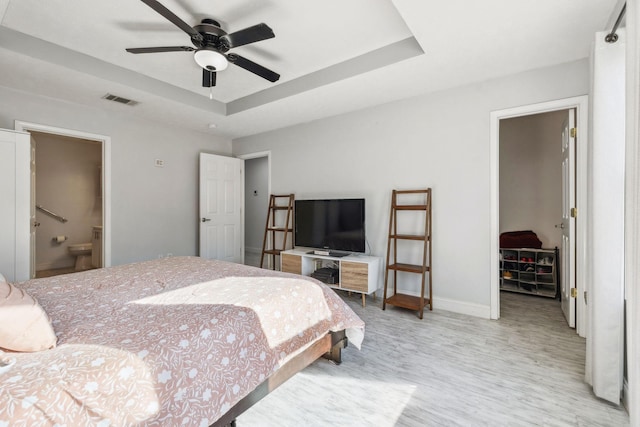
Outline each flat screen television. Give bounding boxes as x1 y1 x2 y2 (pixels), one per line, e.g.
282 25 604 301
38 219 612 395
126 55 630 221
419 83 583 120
294 198 365 254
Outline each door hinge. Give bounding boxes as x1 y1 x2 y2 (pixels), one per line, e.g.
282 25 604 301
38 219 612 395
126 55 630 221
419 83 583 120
570 207 578 218
570 127 577 138
571 288 577 298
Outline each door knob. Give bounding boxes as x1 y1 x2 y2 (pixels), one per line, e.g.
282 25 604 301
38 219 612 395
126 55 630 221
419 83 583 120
555 223 565 229
201 218 211 222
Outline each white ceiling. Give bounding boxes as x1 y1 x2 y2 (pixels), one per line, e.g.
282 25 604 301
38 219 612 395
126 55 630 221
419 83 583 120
0 0 621 139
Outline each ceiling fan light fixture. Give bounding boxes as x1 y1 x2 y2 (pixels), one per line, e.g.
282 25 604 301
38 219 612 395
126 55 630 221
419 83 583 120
194 49 228 71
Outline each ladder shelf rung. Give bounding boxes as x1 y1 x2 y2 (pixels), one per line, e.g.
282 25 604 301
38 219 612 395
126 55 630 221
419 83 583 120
263 249 282 255
394 189 431 195
394 204 428 211
390 234 428 241
387 263 429 274
267 227 293 232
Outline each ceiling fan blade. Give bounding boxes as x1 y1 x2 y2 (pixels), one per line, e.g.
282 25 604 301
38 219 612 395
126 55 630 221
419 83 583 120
126 46 195 54
227 54 279 82
139 0 202 41
202 69 216 87
220 23 274 49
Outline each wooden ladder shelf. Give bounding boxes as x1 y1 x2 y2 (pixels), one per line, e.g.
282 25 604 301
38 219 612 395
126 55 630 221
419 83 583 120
260 194 295 270
382 188 432 319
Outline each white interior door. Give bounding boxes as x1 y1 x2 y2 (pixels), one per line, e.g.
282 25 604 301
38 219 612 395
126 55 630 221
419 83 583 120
199 153 244 263
561 109 576 328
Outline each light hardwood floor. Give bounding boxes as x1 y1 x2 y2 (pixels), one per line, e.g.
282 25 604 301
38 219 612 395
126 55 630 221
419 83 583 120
238 291 629 426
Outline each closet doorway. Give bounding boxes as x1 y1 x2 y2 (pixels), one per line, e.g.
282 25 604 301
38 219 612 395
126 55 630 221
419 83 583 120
489 96 588 337
499 110 570 319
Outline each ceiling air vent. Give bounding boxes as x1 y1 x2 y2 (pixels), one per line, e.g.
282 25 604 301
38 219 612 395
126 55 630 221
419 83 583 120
102 93 139 106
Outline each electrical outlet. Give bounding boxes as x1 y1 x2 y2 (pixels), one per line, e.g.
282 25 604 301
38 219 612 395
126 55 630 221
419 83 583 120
155 159 164 167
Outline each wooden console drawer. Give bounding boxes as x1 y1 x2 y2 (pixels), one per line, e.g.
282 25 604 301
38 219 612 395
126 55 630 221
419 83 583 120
340 261 368 292
281 253 302 274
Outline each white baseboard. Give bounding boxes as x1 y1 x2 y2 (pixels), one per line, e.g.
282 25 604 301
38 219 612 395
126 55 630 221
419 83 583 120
382 288 491 319
622 377 629 413
434 297 491 319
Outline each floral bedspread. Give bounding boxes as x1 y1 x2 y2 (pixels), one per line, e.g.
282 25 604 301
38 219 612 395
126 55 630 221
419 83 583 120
0 257 364 426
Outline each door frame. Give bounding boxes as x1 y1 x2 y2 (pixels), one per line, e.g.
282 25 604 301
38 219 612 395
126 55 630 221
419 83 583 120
14 121 112 269
489 95 588 337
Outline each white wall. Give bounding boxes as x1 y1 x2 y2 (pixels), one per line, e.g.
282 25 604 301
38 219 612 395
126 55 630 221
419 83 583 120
34 133 102 270
499 111 565 248
0 85 232 266
244 156 269 253
233 59 590 317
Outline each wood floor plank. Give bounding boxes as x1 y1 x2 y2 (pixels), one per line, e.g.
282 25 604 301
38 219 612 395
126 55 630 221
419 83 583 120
238 292 629 426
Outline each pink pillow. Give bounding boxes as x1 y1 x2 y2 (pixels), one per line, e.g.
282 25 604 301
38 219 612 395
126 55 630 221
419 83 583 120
0 279 57 352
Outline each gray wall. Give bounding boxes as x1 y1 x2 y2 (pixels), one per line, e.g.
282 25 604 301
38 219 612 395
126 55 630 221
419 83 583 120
499 110 565 249
233 59 590 316
0 85 232 266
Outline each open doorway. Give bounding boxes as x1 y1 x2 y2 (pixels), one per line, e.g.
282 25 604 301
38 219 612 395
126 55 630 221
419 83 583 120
31 132 103 277
490 96 588 337
498 110 569 322
239 151 270 268
15 120 111 277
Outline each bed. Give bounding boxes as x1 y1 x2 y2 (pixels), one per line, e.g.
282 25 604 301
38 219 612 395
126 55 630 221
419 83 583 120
0 256 365 426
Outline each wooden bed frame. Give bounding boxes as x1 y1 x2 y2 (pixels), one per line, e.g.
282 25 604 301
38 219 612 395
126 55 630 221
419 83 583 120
212 330 348 427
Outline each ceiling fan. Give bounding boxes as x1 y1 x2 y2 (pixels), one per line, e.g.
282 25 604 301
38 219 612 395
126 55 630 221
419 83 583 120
126 0 280 89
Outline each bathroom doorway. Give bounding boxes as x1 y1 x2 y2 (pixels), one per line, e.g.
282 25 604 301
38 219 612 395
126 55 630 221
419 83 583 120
31 132 104 277
14 120 111 279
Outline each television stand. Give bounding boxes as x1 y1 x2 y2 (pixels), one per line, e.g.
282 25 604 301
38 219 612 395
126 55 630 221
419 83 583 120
281 249 381 307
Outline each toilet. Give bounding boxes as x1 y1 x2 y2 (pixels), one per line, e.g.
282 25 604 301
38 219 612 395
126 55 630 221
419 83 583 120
68 243 93 271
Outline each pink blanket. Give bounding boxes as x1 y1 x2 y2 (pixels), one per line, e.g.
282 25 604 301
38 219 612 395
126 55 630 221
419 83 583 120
0 257 364 426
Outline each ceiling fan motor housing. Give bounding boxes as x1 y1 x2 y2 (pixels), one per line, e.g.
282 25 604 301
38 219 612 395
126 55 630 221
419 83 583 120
193 19 229 52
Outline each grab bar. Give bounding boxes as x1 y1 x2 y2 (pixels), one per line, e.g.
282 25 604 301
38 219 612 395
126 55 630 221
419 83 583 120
36 205 68 223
